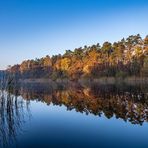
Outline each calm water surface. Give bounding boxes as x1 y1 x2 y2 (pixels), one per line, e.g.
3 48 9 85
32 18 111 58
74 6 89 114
0 83 148 148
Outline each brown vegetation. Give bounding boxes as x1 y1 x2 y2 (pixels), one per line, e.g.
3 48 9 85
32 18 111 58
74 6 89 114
6 34 148 80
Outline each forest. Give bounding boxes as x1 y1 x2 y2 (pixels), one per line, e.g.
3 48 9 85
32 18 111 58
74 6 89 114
4 34 148 81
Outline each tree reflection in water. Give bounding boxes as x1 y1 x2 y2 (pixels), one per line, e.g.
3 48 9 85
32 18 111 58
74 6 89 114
0 89 30 148
11 82 148 125
0 82 148 147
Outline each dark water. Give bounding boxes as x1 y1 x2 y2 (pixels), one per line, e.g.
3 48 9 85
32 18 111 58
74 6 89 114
0 82 148 148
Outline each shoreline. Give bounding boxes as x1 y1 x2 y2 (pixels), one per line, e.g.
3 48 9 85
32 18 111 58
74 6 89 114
19 77 148 84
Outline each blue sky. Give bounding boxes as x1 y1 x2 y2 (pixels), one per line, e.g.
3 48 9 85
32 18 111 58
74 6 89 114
0 0 148 69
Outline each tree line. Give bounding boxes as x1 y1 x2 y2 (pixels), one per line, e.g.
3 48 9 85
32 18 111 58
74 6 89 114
6 34 148 80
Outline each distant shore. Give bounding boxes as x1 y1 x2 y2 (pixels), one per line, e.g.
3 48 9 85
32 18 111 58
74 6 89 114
19 77 148 84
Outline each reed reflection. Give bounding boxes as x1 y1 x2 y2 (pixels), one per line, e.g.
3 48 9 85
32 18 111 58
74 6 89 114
0 89 30 148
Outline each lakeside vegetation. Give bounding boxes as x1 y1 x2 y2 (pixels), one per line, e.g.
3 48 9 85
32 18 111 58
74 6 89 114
2 34 148 81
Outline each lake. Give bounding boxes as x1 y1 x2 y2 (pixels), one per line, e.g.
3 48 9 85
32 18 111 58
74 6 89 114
0 82 148 148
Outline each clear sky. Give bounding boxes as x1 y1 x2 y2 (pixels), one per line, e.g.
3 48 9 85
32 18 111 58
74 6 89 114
0 0 148 69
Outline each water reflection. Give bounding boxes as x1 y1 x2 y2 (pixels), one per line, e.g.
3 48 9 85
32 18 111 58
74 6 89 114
9 82 148 125
0 90 30 148
0 82 148 147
